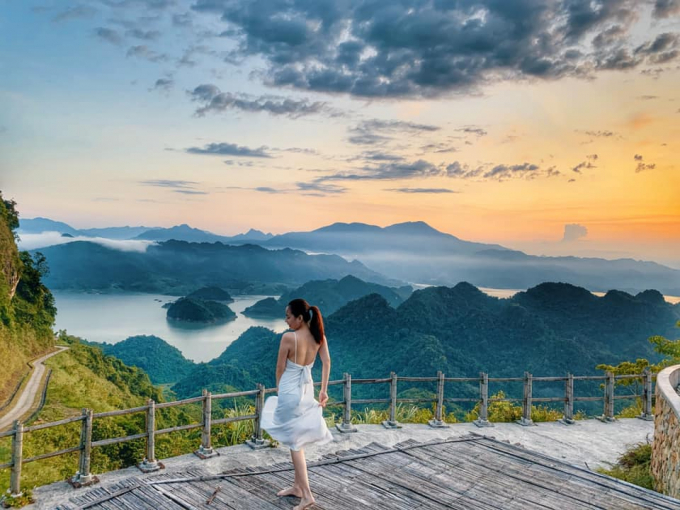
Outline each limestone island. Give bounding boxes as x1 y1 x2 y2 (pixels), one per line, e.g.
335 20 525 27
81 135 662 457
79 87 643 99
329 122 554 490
166 297 237 324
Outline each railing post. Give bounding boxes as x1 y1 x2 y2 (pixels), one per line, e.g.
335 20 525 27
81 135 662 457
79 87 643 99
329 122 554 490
560 373 575 425
474 372 493 428
429 371 449 428
517 371 535 426
336 373 357 433
247 384 271 449
9 420 23 497
196 390 219 457
638 368 654 421
70 409 98 487
382 372 401 429
138 399 163 472
600 371 616 423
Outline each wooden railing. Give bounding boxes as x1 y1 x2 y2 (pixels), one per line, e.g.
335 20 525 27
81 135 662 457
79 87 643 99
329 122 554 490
0 368 655 496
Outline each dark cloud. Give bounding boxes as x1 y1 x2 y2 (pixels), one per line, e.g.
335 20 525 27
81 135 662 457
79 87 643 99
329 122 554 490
638 95 659 100
482 163 542 180
457 127 487 137
586 154 598 160
224 160 255 167
653 0 680 18
140 179 198 188
100 0 176 10
174 189 208 195
562 223 588 242
186 142 272 158
579 129 617 137
172 12 193 27
634 154 656 172
52 5 97 22
191 0 678 98
94 27 123 45
420 143 458 154
152 78 174 91
347 119 439 146
296 182 347 195
360 152 405 162
572 161 596 173
320 160 441 181
386 188 458 194
126 28 161 40
126 45 168 62
188 84 333 118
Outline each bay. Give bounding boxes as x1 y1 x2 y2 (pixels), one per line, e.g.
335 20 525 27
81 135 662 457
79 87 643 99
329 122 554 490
53 292 286 363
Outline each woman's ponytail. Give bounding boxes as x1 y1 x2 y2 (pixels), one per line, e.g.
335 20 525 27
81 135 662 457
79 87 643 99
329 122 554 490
308 305 325 345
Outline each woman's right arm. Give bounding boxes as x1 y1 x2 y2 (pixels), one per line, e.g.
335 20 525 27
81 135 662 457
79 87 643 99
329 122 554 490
275 333 291 392
318 336 330 407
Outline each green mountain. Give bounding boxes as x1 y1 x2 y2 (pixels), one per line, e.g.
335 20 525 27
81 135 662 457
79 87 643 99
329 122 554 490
166 297 236 323
88 335 196 384
172 282 680 400
186 286 234 302
242 275 411 318
35 240 398 294
0 194 56 402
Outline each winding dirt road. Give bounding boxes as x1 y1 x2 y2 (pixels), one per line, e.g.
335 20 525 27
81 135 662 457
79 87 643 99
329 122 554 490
0 346 68 431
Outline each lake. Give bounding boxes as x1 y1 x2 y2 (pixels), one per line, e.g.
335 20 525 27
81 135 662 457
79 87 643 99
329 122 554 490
53 292 286 363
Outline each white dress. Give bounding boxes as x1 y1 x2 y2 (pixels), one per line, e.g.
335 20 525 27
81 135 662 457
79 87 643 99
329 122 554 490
260 331 334 451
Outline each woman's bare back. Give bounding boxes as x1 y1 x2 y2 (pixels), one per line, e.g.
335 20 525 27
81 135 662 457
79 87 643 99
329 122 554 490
289 330 320 365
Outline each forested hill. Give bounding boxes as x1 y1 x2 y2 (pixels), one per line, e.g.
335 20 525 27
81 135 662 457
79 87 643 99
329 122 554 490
242 275 411 317
173 282 680 398
0 192 56 401
35 240 398 293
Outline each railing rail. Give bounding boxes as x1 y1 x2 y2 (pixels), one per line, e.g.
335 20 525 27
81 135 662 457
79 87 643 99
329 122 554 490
0 368 656 496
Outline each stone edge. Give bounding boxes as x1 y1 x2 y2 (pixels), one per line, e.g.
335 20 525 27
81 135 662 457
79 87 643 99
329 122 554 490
656 364 680 420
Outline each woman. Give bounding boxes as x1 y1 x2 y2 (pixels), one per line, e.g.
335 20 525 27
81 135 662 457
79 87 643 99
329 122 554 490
260 298 334 510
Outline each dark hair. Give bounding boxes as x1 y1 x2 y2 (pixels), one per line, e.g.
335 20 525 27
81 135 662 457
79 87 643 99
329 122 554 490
288 298 325 345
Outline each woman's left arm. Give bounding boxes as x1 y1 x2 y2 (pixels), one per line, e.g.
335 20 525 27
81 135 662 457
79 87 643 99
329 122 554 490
275 333 291 392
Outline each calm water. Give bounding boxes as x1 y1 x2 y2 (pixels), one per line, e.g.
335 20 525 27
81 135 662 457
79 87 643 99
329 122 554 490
53 292 286 363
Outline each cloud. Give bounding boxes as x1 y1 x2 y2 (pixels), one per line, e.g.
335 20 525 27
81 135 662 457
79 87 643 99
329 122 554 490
444 161 558 180
562 224 588 242
140 179 198 189
579 130 617 137
296 182 347 195
16 232 154 253
173 189 208 195
186 142 272 158
52 5 97 22
172 12 192 27
572 161 596 173
637 95 659 100
126 28 161 40
347 119 439 146
320 160 441 181
188 84 333 118
457 127 487 137
152 78 174 91
191 0 679 98
126 45 168 63
94 27 123 45
633 154 656 173
586 154 598 160
420 143 458 154
482 163 542 180
224 160 255 167
386 188 458 194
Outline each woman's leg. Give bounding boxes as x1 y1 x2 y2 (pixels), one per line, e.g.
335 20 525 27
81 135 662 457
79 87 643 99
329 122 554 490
276 450 302 496
291 449 315 509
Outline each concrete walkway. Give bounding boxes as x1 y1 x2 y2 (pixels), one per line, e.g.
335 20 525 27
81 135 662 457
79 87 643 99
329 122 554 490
0 346 68 432
30 417 654 509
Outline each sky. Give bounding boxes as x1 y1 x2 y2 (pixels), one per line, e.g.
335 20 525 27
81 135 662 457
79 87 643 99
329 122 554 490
1 0 679 267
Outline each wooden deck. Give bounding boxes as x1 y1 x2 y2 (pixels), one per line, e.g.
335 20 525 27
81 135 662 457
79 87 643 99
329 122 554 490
54 435 680 510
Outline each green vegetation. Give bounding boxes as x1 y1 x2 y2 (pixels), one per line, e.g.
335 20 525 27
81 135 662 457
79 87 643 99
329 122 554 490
89 335 196 385
242 275 410 318
598 443 654 490
0 192 56 403
166 297 236 323
186 286 234 302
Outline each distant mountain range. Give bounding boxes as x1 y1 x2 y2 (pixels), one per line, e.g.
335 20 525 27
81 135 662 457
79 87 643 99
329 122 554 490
20 217 680 295
18 218 272 243
34 240 397 293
